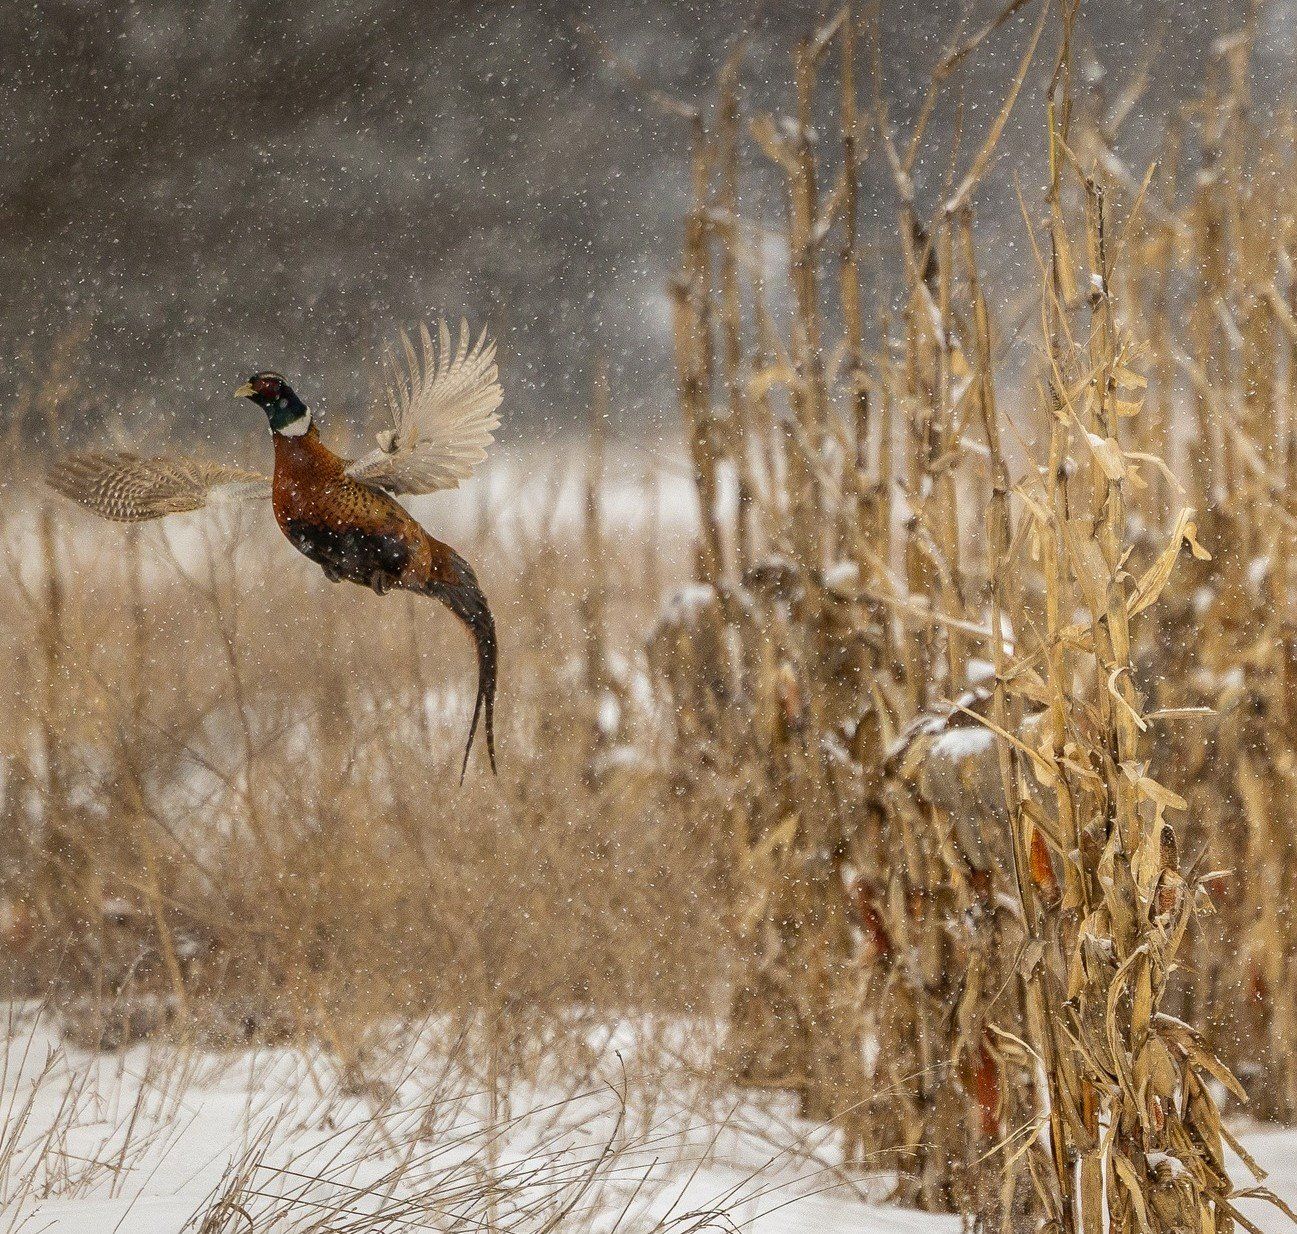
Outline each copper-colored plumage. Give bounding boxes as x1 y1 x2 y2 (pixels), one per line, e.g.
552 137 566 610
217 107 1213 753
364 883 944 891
272 428 420 559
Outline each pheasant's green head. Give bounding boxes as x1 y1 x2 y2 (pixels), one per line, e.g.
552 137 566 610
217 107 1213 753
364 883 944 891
235 372 311 436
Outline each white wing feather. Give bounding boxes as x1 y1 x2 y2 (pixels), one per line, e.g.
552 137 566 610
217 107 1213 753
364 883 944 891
346 318 502 496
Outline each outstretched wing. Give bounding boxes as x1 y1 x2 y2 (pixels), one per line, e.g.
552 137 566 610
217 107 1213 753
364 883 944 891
345 318 502 497
47 452 270 523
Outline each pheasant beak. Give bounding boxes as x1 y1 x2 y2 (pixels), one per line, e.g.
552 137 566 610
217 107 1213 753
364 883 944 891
233 381 257 400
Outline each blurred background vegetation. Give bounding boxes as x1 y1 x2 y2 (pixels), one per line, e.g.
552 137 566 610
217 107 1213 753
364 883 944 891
4 0 1290 447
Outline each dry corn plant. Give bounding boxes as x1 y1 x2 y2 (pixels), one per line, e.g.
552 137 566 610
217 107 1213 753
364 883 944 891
647 3 1053 1209
649 0 1297 1225
1097 21 1297 1126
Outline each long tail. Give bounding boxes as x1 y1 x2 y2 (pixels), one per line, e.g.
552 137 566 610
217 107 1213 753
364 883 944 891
420 547 497 781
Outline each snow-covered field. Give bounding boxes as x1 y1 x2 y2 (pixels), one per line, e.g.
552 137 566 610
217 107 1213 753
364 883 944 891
4 1007 1293 1234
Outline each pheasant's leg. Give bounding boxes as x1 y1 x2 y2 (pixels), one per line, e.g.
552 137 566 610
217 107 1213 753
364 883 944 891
370 572 392 596
322 565 342 583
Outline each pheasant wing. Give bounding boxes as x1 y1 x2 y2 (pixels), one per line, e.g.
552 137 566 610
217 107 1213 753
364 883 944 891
47 452 270 523
345 318 502 497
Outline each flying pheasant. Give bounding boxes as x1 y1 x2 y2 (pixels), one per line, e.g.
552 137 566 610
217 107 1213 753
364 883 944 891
48 319 502 778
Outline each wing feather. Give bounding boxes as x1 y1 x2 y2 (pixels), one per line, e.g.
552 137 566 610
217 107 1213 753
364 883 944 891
47 452 270 523
346 317 503 496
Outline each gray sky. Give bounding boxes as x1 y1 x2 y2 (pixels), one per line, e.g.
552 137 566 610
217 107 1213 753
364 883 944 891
3 0 1289 457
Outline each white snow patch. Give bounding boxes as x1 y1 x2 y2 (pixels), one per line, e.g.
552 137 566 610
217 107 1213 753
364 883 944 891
928 725 997 762
0 1007 986 1234
662 582 719 626
597 690 622 736
823 560 861 594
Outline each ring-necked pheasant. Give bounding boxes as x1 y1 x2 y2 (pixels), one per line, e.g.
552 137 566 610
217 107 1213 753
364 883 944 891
48 319 502 779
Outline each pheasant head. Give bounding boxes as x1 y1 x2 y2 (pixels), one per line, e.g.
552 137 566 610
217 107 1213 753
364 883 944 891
235 371 311 436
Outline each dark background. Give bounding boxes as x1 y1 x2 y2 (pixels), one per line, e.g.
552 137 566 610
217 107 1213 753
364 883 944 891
2 0 1290 454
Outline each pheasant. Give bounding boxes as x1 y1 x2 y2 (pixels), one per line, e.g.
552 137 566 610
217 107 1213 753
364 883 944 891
48 320 502 779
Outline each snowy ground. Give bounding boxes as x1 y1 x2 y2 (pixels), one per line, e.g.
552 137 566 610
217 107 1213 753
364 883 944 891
3 1007 1294 1234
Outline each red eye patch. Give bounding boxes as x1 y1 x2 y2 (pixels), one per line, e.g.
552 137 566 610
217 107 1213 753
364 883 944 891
254 375 283 399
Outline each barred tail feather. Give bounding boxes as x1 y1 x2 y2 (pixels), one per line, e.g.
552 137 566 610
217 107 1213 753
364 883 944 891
422 550 497 780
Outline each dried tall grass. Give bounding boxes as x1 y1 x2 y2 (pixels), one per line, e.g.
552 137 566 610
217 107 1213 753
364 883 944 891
0 460 723 1054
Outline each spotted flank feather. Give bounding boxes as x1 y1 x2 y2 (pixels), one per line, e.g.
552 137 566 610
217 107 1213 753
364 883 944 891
47 452 270 523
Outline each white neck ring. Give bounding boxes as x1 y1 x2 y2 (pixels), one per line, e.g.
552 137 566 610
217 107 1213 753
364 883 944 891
276 410 312 437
